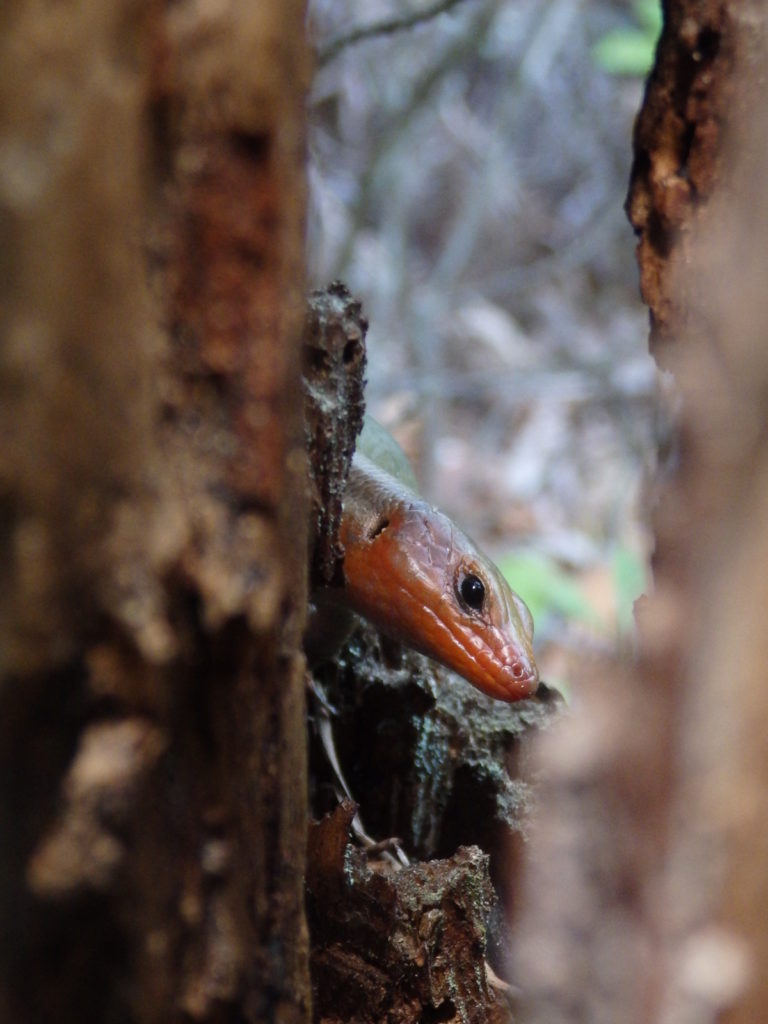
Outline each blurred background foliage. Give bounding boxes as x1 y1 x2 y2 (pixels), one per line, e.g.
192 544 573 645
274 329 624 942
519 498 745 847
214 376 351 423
307 0 661 687
593 0 662 75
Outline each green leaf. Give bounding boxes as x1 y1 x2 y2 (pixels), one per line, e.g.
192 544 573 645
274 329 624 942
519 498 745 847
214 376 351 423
592 29 657 75
497 552 601 630
592 0 662 76
633 0 663 34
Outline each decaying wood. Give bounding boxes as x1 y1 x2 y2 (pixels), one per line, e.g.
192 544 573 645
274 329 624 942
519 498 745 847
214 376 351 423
311 621 557 1005
303 281 368 588
626 0 736 352
311 621 553 864
307 801 511 1024
303 284 560 1022
0 2 310 1022
514 5 768 1024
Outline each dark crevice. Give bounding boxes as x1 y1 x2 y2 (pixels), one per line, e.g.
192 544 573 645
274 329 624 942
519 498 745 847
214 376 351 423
343 339 362 364
420 999 457 1022
678 119 697 179
647 209 673 259
303 345 330 374
696 26 720 63
229 130 271 163
629 147 651 188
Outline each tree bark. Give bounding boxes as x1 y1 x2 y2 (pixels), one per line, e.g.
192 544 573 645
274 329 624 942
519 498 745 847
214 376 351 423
0 2 310 1022
514 4 768 1024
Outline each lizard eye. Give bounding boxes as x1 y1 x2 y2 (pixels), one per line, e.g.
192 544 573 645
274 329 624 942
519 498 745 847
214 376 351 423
457 572 486 612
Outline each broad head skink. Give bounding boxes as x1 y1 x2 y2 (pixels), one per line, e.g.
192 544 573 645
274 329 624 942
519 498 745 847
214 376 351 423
335 421 540 703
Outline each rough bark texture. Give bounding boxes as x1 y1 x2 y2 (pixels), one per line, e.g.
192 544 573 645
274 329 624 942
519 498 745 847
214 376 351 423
307 802 508 1024
311 621 552 869
626 0 736 352
0 2 310 1022
514 5 768 1024
303 284 559 1022
303 282 368 589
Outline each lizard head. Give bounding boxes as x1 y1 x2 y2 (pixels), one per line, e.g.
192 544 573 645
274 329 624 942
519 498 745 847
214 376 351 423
341 489 539 702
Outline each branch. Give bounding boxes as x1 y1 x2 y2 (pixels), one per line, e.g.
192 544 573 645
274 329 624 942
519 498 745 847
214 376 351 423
317 0 470 68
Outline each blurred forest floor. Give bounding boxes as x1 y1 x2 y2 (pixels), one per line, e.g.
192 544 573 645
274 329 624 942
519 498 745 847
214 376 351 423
307 0 660 694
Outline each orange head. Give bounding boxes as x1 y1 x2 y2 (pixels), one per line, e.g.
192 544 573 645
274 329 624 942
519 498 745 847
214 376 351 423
340 488 539 702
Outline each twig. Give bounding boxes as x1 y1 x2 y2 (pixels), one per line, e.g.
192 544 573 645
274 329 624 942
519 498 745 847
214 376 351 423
485 961 522 1003
332 0 501 275
317 0 471 68
314 697 410 866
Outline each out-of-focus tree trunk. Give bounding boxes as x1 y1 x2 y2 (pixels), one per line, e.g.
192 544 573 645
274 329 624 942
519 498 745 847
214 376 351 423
514 4 768 1024
0 2 310 1022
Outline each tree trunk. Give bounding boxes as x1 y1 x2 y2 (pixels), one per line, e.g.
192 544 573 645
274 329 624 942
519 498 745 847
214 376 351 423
0 2 310 1022
514 4 768 1024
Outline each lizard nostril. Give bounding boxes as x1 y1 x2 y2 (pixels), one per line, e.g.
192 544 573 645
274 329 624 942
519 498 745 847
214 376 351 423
511 661 524 678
